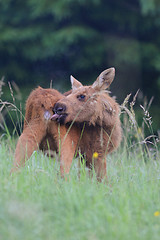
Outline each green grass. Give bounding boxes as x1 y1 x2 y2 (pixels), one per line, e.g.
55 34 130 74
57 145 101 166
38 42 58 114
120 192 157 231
0 83 160 239
0 137 160 240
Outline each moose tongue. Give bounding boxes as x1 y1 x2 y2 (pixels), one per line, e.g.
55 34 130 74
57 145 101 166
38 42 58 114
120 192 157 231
50 113 59 120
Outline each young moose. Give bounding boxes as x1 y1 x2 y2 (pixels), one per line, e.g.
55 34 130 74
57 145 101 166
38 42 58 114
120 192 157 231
52 68 122 180
12 87 78 175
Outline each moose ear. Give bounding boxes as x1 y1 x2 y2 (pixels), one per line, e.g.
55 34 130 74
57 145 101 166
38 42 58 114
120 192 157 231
92 67 115 90
70 75 83 91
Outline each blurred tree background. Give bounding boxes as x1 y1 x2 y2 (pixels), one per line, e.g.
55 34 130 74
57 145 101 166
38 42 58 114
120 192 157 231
0 0 160 133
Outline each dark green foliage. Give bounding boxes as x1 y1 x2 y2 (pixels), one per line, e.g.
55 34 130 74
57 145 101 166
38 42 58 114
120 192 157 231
0 0 160 105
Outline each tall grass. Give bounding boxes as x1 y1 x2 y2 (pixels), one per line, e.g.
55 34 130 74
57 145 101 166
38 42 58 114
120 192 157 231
0 139 160 240
0 81 160 240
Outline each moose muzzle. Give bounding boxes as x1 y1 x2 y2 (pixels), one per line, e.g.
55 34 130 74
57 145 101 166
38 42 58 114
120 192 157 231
51 103 67 124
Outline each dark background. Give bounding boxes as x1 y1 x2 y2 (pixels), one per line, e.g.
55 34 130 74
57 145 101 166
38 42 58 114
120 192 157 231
0 0 160 134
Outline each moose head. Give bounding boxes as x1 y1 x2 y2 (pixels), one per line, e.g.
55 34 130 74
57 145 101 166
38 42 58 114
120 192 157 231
52 68 116 125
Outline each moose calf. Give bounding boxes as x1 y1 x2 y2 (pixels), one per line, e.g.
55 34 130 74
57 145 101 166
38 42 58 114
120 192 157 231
12 87 78 175
52 67 122 180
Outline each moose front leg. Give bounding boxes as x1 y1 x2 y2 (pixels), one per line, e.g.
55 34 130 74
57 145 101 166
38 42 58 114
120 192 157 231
52 125 79 178
11 120 46 173
60 139 77 178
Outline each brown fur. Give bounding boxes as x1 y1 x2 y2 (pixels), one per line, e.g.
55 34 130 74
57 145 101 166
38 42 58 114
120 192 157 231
53 68 122 180
12 87 79 176
12 68 122 181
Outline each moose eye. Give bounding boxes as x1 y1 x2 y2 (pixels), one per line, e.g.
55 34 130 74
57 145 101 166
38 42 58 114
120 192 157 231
77 94 86 101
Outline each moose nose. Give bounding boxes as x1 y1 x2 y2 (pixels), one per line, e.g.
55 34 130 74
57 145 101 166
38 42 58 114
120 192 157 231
54 103 66 114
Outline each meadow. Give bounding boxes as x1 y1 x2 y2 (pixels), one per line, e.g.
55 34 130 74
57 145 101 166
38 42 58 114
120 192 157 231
0 135 160 240
0 84 160 240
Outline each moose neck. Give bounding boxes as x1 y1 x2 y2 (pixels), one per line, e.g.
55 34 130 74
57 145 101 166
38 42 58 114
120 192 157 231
74 121 111 133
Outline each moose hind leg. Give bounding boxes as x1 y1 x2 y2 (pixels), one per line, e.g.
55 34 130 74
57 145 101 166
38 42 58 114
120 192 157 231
94 157 107 181
86 152 107 181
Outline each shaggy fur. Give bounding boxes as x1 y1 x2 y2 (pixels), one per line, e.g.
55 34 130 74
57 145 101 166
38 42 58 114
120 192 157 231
53 68 122 180
12 87 79 176
12 68 121 180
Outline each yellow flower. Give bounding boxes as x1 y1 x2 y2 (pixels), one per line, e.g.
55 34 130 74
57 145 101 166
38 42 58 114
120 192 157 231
93 152 98 159
154 211 160 217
